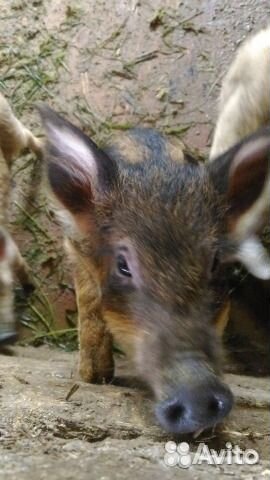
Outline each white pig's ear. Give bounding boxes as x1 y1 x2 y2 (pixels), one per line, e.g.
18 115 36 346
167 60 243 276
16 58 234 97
208 127 270 279
38 105 118 230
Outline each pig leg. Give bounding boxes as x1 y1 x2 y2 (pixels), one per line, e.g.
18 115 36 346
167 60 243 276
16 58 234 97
214 301 231 337
0 93 42 224
10 239 33 293
70 246 114 383
0 150 9 225
0 94 41 288
75 271 115 383
0 95 40 345
0 92 42 164
0 229 16 344
0 228 33 345
0 282 16 344
0 228 33 292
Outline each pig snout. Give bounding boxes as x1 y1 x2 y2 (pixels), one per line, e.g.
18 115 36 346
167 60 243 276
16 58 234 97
155 362 233 434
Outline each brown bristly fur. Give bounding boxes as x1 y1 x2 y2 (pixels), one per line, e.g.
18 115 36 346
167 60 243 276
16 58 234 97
0 93 41 343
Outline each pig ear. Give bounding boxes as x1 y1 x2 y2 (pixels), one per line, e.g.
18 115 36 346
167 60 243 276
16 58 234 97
38 105 117 226
209 127 270 279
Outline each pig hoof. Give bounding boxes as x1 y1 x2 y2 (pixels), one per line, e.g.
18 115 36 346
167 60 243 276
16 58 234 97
79 360 114 384
0 331 18 346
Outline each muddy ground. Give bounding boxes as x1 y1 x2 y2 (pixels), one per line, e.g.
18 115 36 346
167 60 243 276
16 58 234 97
0 0 270 478
0 346 270 479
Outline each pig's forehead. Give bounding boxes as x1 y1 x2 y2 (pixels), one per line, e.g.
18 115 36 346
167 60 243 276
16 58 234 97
117 160 214 202
122 208 218 257
109 173 221 261
113 163 221 230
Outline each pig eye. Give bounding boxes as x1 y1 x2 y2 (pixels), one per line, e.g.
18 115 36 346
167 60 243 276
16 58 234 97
116 254 132 277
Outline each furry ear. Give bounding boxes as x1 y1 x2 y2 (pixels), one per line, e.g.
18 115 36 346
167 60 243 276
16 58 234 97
38 105 117 229
209 128 270 279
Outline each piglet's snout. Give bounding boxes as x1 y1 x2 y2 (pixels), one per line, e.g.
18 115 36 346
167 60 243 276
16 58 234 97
155 372 233 434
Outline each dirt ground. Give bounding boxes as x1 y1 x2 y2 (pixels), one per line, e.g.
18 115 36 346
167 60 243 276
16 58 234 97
0 346 269 479
0 0 270 478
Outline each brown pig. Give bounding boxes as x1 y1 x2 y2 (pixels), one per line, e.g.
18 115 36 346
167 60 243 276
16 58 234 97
210 27 270 374
39 104 270 434
0 93 41 344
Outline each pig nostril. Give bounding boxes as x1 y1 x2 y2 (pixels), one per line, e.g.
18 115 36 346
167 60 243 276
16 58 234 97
208 397 220 415
156 383 233 434
166 404 185 424
208 389 233 419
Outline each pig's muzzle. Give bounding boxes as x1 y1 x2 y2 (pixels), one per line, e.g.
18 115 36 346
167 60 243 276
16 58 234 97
155 360 233 434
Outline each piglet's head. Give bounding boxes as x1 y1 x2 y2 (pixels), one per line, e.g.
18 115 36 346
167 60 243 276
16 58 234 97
39 106 270 434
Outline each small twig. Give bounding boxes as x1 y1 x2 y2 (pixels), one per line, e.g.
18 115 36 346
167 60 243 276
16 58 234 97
13 375 30 385
65 383 80 401
178 11 203 26
86 17 128 58
124 50 158 69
